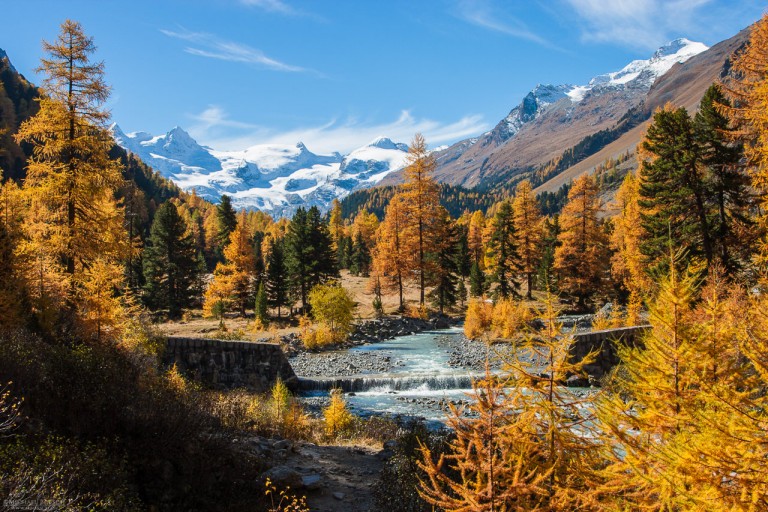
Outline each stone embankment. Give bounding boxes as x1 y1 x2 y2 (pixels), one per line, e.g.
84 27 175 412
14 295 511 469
163 337 298 392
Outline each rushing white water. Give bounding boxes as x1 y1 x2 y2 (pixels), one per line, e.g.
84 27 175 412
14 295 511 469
299 327 483 424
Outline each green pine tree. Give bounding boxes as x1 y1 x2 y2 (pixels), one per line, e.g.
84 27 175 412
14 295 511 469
265 237 289 318
215 194 237 260
487 201 520 298
143 202 200 318
254 281 269 325
693 84 751 274
286 206 338 313
349 230 371 277
469 260 485 297
639 107 713 273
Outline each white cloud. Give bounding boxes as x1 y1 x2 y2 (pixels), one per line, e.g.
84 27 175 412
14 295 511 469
187 107 490 154
239 0 298 15
161 28 308 72
563 0 715 50
455 0 553 47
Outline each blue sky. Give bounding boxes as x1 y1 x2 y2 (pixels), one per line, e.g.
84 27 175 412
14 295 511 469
2 0 764 154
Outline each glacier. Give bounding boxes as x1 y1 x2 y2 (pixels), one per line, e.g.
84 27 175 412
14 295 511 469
111 125 410 217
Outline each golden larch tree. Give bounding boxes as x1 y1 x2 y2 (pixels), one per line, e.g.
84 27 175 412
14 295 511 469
609 172 648 324
401 133 441 305
204 211 255 316
553 174 609 308
512 180 543 299
14 19 126 332
372 192 411 312
721 13 768 265
468 210 486 268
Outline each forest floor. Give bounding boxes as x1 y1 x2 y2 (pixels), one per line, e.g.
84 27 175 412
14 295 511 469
155 270 427 340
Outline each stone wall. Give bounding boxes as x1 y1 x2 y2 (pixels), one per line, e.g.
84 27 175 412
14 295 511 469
163 337 298 392
570 325 650 382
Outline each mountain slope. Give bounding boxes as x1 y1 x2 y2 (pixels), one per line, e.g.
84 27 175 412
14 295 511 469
534 27 749 195
111 125 410 217
381 38 709 189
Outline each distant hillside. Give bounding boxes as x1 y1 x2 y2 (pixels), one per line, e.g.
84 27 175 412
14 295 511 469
340 183 504 221
376 29 749 208
534 26 749 196
0 48 40 180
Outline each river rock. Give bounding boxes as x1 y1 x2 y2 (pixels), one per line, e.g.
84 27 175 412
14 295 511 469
263 466 302 489
301 473 323 490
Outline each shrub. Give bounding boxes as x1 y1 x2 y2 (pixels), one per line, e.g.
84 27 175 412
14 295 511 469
464 299 493 339
308 283 355 342
490 298 533 339
323 389 354 439
406 304 429 320
374 422 454 512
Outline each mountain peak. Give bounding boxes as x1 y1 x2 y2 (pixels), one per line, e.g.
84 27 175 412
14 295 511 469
368 136 396 149
0 48 16 73
652 38 704 59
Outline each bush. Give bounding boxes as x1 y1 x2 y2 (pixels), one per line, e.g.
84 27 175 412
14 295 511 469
406 304 429 320
0 328 266 510
490 298 533 339
464 299 492 339
323 389 354 439
308 283 355 342
374 422 454 512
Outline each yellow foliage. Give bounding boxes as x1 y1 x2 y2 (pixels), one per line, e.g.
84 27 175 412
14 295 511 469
406 303 429 320
264 477 310 512
513 180 543 299
323 388 353 438
165 364 191 395
420 290 600 510
464 298 492 340
308 283 355 341
554 174 609 307
490 298 533 339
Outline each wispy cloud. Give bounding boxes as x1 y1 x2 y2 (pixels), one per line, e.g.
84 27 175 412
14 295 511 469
239 0 298 15
188 106 489 154
161 28 309 73
455 0 553 47
563 0 715 50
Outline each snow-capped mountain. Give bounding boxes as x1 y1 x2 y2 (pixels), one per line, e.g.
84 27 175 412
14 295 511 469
111 125 409 217
418 38 709 188
498 38 708 142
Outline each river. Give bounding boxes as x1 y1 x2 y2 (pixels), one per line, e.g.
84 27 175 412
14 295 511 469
297 327 489 425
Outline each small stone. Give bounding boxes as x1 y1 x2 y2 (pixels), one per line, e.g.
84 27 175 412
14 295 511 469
301 474 323 490
333 492 345 500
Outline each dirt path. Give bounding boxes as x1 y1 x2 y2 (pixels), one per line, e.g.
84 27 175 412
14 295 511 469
286 442 384 512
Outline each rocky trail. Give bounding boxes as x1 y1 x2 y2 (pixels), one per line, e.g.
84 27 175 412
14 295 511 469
261 439 385 512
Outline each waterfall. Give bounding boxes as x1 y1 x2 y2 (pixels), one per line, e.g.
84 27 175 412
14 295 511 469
299 373 482 393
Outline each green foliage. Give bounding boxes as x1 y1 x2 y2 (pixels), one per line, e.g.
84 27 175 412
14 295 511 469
340 183 502 221
255 281 269 325
308 283 355 341
285 206 338 312
375 423 454 512
142 201 200 318
349 230 371 276
427 214 460 313
486 200 520 298
265 237 290 318
469 260 485 297
215 194 237 259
